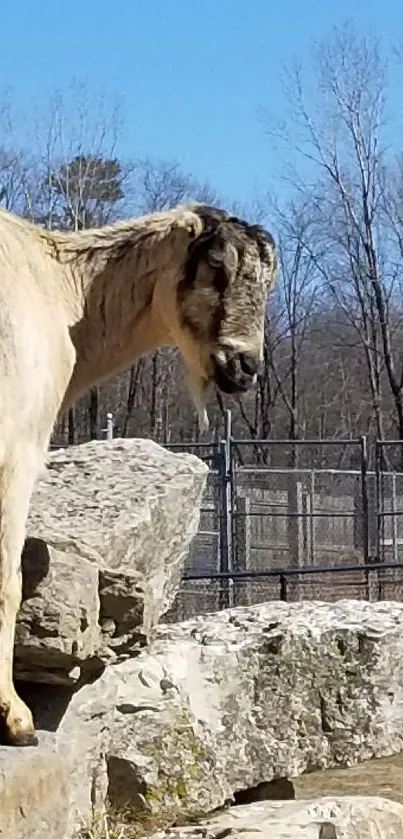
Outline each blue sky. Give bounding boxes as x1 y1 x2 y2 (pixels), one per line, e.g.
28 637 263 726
0 0 401 208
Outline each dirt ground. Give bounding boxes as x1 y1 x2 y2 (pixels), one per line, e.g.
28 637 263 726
294 753 403 804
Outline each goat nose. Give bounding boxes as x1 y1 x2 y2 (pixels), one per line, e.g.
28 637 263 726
239 352 261 377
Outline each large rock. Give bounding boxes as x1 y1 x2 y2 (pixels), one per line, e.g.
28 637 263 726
5 599 403 837
105 600 403 817
14 439 208 684
149 797 403 839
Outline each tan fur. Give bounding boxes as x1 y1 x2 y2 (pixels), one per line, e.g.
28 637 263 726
0 202 276 745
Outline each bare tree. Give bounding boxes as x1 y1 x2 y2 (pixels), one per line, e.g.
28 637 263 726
270 199 321 449
0 149 29 212
131 158 219 214
18 83 133 441
268 23 403 455
0 96 32 213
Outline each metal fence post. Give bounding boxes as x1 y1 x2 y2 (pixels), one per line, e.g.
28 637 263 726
218 410 234 610
375 440 383 564
360 434 374 601
280 574 288 602
101 412 114 441
372 439 383 600
360 435 369 565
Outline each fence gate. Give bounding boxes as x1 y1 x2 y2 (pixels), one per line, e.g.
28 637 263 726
164 417 403 618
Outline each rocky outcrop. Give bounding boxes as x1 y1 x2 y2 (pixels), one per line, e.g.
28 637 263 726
149 797 403 839
104 600 403 819
5 444 403 839
14 439 208 684
4 600 403 838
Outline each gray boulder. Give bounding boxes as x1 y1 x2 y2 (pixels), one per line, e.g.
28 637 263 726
14 438 208 684
105 600 403 818
6 600 403 837
149 797 403 839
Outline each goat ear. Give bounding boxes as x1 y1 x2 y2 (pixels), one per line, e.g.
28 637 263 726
222 240 238 275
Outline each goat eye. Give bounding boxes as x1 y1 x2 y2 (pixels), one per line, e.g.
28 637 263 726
208 248 224 268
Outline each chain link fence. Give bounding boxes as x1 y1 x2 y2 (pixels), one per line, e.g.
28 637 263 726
164 415 403 621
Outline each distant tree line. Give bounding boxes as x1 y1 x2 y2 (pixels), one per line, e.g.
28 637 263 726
2 28 403 470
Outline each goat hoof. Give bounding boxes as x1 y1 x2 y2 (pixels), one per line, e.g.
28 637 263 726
0 708 38 747
3 728 39 747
